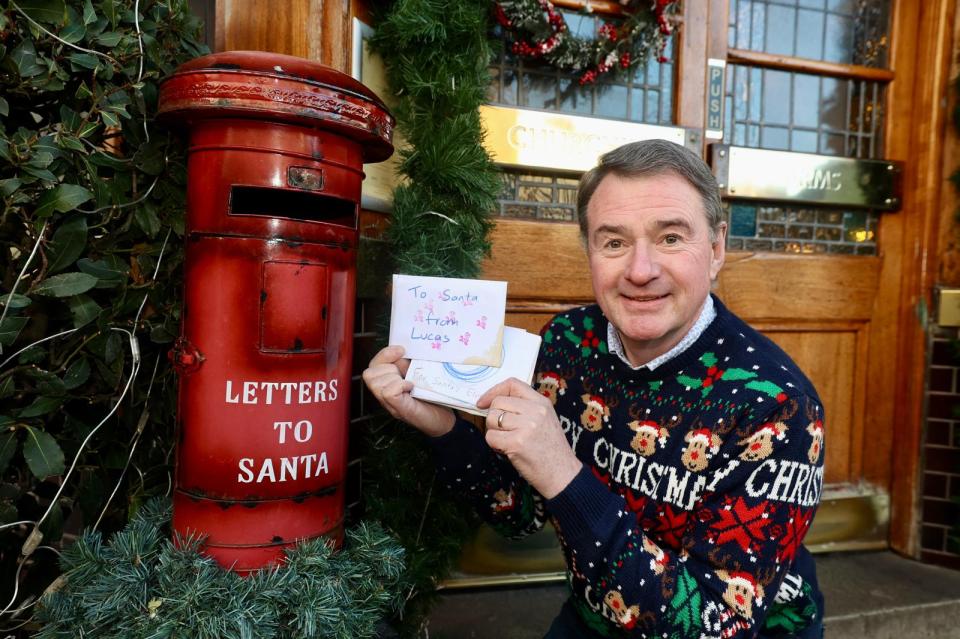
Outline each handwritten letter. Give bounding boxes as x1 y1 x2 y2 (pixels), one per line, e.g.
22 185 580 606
389 274 507 365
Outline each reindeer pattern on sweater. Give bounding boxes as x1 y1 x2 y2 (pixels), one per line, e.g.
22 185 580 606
430 296 824 638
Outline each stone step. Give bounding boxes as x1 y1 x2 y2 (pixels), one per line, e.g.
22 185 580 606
425 552 960 639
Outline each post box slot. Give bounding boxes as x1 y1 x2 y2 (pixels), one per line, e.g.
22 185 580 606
229 186 357 229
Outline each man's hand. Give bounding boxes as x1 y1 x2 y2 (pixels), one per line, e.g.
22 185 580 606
478 378 582 499
362 346 456 437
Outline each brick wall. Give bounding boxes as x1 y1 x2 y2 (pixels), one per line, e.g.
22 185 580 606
921 331 960 570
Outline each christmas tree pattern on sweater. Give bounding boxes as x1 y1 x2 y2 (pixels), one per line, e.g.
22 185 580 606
430 297 824 638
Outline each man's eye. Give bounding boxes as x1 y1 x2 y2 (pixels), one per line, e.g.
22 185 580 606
663 234 681 245
605 239 623 250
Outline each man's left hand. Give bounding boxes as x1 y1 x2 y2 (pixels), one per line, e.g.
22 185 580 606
477 378 583 500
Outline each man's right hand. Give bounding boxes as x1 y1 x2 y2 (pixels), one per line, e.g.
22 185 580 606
361 345 456 437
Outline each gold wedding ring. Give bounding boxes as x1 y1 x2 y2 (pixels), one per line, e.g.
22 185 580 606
497 410 506 429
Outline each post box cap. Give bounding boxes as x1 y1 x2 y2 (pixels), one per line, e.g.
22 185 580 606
158 51 394 162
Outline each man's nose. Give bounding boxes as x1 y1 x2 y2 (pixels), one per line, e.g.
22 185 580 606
625 243 659 284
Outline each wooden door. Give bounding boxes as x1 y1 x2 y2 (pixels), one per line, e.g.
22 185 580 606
480 0 954 559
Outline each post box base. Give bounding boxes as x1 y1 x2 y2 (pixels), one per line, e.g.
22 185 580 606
173 489 344 573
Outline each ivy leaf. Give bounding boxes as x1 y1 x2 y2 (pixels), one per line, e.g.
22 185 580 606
134 204 161 237
67 52 100 71
19 396 62 419
10 41 45 78
33 272 98 297
1 293 32 309
68 294 101 328
0 178 21 196
62 358 91 390
82 0 96 24
77 258 127 288
77 120 99 138
17 0 67 25
100 109 120 128
95 32 123 47
0 316 29 346
35 184 94 218
23 426 65 480
0 431 17 475
46 216 88 274
59 19 86 44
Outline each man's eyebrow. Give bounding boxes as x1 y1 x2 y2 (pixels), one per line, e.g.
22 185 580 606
592 224 628 236
652 217 694 232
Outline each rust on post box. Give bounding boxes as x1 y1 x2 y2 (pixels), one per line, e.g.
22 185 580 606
158 51 393 574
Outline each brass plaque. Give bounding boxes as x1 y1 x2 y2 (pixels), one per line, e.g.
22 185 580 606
710 145 903 211
480 105 691 173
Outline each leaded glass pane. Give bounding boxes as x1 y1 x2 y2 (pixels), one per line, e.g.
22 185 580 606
724 64 885 158
725 202 878 255
728 0 890 68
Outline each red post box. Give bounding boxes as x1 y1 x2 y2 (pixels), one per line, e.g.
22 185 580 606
157 51 393 573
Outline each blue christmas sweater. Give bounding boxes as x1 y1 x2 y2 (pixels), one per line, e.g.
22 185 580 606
428 296 825 638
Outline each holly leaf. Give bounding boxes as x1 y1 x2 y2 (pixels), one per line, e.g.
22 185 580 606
33 272 98 297
23 426 65 480
719 368 757 381
46 216 88 273
35 184 94 218
745 380 785 398
0 431 17 475
676 375 702 389
700 352 717 368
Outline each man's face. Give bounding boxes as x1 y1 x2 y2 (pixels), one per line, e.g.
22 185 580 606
585 172 725 366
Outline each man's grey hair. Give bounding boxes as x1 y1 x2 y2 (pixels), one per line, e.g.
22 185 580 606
576 139 725 242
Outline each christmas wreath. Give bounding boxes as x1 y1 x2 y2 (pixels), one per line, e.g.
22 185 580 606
493 0 681 84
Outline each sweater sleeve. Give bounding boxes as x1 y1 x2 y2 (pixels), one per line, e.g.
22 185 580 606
545 395 825 638
427 417 546 539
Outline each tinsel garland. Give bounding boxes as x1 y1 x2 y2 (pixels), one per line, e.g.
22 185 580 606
362 0 501 635
493 0 681 84
34 500 406 638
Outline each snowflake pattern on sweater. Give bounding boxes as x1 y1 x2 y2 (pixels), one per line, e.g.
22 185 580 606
429 296 824 638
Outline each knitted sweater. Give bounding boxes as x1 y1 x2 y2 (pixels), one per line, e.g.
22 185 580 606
429 296 825 638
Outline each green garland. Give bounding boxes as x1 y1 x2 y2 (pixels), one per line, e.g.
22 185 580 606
34 500 406 638
361 0 501 635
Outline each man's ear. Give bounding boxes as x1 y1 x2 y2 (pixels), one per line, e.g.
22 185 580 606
710 222 727 280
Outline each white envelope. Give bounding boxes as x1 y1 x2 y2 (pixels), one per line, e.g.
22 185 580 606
406 327 542 416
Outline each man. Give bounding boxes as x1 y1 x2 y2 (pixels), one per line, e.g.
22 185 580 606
363 140 824 638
